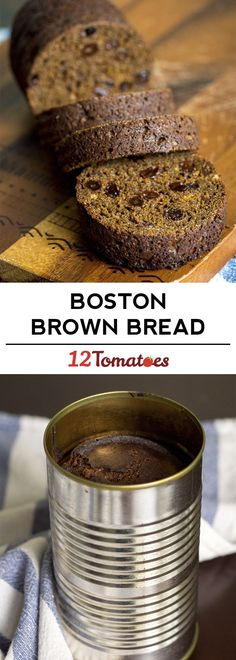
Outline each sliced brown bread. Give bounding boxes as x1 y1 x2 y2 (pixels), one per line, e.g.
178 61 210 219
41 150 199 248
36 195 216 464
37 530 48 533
76 153 226 270
57 115 199 172
10 0 152 115
38 88 175 146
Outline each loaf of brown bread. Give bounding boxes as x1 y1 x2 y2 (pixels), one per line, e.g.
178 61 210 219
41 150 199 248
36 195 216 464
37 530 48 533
38 88 175 146
57 115 199 172
76 153 226 270
10 0 152 115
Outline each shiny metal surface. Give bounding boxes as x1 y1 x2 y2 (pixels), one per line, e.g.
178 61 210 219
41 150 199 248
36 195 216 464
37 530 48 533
44 392 204 659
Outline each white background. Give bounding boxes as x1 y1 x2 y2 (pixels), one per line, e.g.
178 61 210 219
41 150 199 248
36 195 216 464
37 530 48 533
0 283 234 374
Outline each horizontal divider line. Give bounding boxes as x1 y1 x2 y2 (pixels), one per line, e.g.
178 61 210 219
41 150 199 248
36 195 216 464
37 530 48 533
5 343 231 347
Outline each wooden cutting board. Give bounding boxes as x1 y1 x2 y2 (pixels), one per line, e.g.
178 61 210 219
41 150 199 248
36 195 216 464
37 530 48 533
0 0 236 282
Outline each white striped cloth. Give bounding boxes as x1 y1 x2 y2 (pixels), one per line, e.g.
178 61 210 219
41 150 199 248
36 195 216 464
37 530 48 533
0 413 236 659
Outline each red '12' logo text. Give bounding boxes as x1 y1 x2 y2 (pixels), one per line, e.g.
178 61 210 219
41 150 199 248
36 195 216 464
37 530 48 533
68 350 169 368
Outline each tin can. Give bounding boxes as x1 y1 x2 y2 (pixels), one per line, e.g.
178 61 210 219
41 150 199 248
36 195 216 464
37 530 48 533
44 392 204 659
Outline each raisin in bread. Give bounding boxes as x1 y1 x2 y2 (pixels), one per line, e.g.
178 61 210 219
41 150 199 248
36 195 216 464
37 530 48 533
57 115 199 172
76 153 226 270
10 0 152 115
38 88 175 146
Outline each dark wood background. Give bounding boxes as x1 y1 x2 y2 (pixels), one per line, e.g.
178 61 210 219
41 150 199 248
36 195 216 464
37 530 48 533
0 374 235 420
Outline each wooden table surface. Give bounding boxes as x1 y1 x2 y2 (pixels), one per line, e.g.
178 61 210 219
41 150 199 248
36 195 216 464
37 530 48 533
0 0 236 282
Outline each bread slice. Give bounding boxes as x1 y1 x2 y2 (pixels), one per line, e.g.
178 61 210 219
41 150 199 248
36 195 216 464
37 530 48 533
38 88 175 146
10 0 152 115
76 153 226 270
57 115 199 172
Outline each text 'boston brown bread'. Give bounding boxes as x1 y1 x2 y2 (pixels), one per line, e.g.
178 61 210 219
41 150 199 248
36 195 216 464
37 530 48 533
38 88 175 147
10 0 152 115
76 153 226 270
57 114 199 172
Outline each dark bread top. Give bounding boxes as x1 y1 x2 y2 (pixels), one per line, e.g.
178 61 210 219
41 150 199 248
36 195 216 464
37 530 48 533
60 435 186 485
10 0 129 90
38 88 175 146
57 114 199 171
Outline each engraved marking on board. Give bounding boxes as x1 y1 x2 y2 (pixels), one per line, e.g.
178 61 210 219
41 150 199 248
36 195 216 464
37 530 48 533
107 266 164 282
20 226 44 239
0 137 72 214
17 221 95 262
140 274 165 282
0 215 14 227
